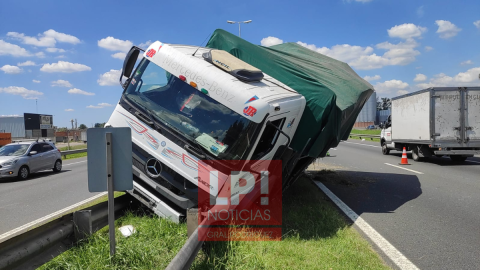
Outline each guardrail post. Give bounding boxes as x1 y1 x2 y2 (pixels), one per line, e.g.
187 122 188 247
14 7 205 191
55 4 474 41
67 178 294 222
73 210 92 241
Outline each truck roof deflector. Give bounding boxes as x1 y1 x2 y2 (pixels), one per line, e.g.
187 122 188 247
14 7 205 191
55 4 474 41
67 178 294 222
202 49 264 82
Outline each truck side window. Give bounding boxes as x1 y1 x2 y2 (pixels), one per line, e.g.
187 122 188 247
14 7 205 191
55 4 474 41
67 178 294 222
252 118 285 159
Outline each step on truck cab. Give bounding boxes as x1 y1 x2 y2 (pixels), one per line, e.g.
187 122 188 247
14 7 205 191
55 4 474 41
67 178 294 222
106 42 305 221
380 87 480 162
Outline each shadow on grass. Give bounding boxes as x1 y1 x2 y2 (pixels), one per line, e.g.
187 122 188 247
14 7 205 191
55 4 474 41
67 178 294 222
192 175 351 269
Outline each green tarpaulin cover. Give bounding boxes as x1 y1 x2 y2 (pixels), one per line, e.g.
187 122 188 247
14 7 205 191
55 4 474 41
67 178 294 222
206 29 374 158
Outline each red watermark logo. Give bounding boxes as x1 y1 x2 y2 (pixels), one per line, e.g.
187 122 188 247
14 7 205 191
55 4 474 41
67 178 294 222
197 160 282 241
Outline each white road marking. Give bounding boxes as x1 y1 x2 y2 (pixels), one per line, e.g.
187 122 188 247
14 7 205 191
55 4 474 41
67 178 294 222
63 160 87 166
384 163 424 175
330 148 337 150
342 141 381 148
0 192 107 243
314 181 419 270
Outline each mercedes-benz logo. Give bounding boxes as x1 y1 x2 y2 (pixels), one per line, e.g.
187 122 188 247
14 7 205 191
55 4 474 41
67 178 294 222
145 158 162 178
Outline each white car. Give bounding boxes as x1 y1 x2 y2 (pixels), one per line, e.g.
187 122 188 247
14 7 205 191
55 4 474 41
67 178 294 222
0 141 62 180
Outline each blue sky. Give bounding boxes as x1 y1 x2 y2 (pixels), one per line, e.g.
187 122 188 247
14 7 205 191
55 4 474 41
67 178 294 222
1 0 479 128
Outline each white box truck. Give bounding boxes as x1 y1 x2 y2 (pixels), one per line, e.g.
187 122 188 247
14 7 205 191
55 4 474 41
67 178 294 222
380 87 480 162
105 29 373 221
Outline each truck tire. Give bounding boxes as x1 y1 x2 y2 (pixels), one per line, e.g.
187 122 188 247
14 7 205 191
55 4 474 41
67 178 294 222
450 156 467 162
381 141 390 155
412 148 422 162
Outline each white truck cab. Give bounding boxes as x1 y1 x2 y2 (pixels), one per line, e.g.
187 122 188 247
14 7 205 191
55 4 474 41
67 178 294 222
107 42 305 221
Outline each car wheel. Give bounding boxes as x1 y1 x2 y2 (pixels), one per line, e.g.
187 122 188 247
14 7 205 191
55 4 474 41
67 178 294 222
450 156 467 162
18 166 29 180
381 142 390 155
53 160 62 172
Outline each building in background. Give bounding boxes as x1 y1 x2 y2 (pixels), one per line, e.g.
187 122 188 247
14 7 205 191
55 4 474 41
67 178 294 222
377 108 391 125
354 92 376 128
0 113 54 140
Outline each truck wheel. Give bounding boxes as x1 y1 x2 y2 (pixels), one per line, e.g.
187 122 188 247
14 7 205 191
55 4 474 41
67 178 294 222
381 142 390 155
450 156 467 162
412 148 422 161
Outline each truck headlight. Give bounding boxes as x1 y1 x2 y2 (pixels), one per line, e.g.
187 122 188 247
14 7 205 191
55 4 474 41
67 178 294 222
1 159 19 167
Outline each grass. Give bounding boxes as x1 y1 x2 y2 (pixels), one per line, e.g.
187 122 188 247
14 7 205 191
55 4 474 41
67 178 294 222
58 144 88 151
348 129 381 142
40 175 389 270
62 152 87 160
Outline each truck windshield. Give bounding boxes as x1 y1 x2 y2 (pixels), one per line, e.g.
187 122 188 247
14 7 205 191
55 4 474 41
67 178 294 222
123 59 258 160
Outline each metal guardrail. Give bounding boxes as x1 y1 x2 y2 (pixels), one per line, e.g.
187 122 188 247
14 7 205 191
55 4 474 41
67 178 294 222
0 195 134 270
61 148 87 159
349 133 381 140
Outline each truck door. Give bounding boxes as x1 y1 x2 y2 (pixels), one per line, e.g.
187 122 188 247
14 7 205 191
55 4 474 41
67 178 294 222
465 88 480 144
434 89 463 144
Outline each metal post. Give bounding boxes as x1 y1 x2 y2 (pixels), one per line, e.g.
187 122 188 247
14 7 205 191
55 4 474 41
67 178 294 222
106 132 115 256
238 23 241 37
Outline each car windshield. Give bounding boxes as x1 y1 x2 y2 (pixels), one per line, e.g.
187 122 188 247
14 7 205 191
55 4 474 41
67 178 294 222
123 58 258 160
0 144 29 156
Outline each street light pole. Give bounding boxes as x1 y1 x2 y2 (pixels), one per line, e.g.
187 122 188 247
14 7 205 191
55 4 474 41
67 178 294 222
227 20 252 37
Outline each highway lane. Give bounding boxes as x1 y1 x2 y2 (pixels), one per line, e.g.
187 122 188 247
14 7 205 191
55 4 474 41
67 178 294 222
314 140 480 270
0 157 100 235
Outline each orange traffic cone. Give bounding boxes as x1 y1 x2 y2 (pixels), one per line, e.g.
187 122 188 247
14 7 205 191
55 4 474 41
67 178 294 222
399 147 410 165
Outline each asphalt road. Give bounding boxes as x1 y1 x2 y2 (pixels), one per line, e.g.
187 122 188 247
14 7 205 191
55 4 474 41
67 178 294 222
314 140 480 270
0 157 100 235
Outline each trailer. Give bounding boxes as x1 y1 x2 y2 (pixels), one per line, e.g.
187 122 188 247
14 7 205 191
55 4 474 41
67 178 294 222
380 87 480 161
81 130 87 143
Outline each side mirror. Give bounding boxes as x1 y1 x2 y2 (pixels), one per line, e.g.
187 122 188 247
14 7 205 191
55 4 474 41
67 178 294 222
120 46 143 88
29 151 38 155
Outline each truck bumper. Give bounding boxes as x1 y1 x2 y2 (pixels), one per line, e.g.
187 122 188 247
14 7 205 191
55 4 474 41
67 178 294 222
434 150 480 155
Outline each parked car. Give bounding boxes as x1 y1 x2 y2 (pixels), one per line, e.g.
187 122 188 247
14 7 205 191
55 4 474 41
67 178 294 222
0 141 62 180
366 125 376 130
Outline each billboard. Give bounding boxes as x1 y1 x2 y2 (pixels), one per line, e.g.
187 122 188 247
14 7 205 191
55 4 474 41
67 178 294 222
24 113 53 130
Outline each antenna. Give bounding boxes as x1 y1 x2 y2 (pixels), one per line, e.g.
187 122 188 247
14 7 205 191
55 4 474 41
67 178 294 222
192 32 213 57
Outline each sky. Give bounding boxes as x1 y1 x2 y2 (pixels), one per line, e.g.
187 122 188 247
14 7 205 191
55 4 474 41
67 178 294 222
1 0 479 128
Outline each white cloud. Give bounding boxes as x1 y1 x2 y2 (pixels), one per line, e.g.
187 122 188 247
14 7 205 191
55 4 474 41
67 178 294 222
261 36 284 47
32 80 41 83
374 80 409 94
0 86 43 99
0 40 32 57
387 23 427 39
51 79 72 87
56 55 66 59
139 40 153 48
35 52 46 58
460 60 473 66
112 52 126 59
435 20 461 39
416 6 424 18
415 68 480 88
17 60 35 66
7 32 55 47
425 46 433 52
65 109 74 111
98 69 121 86
474 20 480 29
0 65 22 74
7 29 80 47
98 37 133 52
363 75 381 81
40 61 91 73
297 37 421 70
397 90 409 95
68 88 95 96
87 103 112 109
345 0 373 3
43 29 80 44
46 47 66 53
453 67 480 83
413 74 427 82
